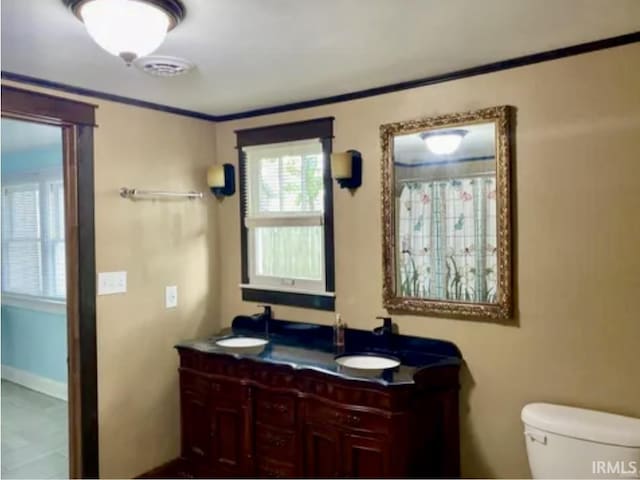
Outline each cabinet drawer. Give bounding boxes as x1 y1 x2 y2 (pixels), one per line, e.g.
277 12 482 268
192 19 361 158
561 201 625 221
210 377 245 401
180 368 246 401
255 390 296 428
257 458 296 478
255 424 297 464
305 400 390 434
180 370 209 395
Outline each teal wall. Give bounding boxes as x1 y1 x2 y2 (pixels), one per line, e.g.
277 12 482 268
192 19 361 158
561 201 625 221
1 305 67 383
1 146 63 177
1 119 66 384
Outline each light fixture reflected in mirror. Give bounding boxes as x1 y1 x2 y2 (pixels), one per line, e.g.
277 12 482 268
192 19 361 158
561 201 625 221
420 129 468 155
207 164 235 198
331 150 362 189
63 0 186 65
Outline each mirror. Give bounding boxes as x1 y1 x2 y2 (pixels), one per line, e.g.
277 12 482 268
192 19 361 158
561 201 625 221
380 106 513 319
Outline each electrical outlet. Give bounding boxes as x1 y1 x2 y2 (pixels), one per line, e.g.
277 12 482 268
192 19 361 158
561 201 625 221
97 271 127 295
165 285 178 309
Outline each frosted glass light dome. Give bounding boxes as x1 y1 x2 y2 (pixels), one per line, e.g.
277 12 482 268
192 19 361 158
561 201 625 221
79 0 171 64
422 129 468 155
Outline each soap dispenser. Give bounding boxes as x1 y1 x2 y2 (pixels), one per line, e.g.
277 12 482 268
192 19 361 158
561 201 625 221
333 313 345 349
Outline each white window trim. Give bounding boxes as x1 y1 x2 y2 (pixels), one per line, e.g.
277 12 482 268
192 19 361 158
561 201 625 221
2 167 63 185
244 214 324 228
1 292 66 314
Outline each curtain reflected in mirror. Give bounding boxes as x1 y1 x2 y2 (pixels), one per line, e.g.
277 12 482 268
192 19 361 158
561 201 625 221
381 106 513 320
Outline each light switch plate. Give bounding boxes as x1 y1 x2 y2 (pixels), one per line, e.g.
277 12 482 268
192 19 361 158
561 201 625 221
165 285 178 309
97 271 127 295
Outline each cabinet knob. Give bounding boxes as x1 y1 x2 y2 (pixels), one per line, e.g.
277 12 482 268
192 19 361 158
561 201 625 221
263 401 288 414
264 431 286 447
262 466 285 478
334 411 361 425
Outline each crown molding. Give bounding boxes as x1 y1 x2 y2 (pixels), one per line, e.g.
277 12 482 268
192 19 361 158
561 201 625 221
1 71 218 121
2 30 638 123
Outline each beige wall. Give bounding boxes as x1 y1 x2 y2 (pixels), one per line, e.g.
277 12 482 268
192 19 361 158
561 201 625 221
2 80 219 478
91 102 218 477
214 43 640 478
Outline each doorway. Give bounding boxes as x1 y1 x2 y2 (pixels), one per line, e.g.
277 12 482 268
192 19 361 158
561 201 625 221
1 85 99 478
1 118 68 478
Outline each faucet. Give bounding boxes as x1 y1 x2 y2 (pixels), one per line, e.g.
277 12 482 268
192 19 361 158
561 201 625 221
373 316 393 337
251 305 272 337
373 316 394 351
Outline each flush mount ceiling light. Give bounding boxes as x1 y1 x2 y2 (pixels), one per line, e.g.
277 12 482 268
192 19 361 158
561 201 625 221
420 129 468 155
63 0 186 65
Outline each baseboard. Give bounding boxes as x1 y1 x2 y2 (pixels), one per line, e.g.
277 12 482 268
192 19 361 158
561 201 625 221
136 458 186 479
1 365 68 401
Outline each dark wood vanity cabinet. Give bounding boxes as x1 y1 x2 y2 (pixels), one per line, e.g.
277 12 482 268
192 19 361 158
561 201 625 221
177 347 460 478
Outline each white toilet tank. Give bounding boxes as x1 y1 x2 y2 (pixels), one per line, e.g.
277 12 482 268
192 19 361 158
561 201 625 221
522 403 640 479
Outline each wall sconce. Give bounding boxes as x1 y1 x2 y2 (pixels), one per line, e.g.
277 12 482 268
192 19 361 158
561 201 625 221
330 150 362 189
207 164 235 197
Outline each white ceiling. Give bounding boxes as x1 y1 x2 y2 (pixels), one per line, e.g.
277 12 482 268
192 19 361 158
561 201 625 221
2 0 639 116
1 118 62 153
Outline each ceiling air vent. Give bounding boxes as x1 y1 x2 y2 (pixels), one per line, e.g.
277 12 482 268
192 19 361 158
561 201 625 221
134 55 195 78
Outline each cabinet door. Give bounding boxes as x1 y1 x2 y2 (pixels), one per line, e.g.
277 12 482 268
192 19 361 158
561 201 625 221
303 423 341 477
255 424 297 465
343 433 390 478
209 397 248 476
257 458 296 479
180 374 210 475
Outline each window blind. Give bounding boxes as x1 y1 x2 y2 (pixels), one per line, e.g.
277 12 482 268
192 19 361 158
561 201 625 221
243 139 324 228
1 179 66 300
2 184 42 295
47 181 66 298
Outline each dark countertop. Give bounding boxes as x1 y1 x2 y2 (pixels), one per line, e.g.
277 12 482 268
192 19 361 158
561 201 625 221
176 316 462 386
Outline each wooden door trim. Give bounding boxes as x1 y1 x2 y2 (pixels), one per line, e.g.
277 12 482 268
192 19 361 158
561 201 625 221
1 85 96 126
1 85 99 478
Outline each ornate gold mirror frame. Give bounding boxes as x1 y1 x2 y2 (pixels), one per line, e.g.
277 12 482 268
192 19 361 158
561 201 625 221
380 105 513 320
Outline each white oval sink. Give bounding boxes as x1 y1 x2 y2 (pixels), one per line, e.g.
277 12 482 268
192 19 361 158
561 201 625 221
335 354 400 376
215 337 268 355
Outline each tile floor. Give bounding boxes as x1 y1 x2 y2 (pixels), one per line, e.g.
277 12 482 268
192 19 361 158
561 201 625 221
1 380 68 479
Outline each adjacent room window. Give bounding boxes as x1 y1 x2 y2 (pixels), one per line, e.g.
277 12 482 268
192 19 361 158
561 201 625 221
1 178 66 300
237 118 335 310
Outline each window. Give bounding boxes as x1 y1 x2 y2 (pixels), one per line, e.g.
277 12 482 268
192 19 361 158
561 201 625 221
237 118 335 310
1 178 66 301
